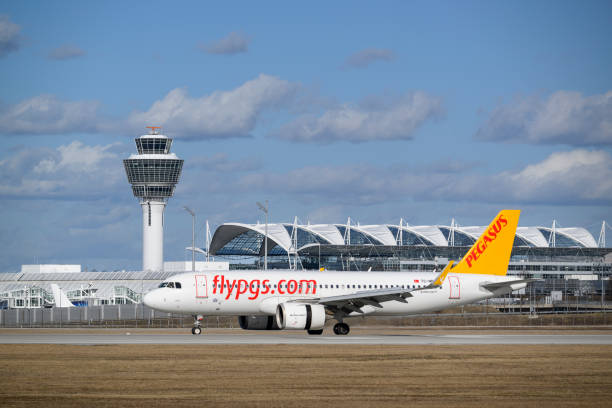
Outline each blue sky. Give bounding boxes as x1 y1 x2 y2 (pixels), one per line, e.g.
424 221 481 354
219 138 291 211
0 1 611 271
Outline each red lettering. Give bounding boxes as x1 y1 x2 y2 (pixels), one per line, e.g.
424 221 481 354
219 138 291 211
287 280 297 294
300 280 317 294
476 240 485 254
236 279 248 299
493 221 501 234
498 214 508 227
483 235 492 244
278 280 286 295
225 280 237 300
248 279 260 300
212 275 219 295
260 279 270 295
466 253 474 268
471 248 479 263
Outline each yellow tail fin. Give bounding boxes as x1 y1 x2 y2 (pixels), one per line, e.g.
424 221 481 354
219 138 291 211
451 209 520 276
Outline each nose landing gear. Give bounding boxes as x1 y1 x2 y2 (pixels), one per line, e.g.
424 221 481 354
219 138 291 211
333 322 350 335
192 314 204 335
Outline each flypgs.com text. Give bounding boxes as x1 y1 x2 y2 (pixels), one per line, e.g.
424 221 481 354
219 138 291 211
212 275 318 300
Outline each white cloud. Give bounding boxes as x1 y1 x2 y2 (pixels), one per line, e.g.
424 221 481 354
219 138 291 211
232 150 612 206
200 31 250 55
0 141 124 199
126 74 298 139
0 95 101 135
0 15 21 58
271 91 443 143
499 150 612 204
47 44 86 60
343 48 395 69
476 90 612 145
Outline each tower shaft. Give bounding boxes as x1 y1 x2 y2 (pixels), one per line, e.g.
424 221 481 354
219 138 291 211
142 201 166 272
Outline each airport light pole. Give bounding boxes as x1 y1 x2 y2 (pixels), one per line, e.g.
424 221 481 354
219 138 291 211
256 201 269 270
183 206 196 272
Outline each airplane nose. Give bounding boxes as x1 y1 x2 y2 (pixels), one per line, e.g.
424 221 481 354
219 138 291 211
143 291 155 308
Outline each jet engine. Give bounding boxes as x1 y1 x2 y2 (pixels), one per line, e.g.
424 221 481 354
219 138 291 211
275 303 325 330
238 315 279 330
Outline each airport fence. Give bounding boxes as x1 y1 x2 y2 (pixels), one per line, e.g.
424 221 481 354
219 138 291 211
0 304 239 329
0 303 610 328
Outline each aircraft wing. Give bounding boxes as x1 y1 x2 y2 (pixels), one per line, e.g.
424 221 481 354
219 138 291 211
481 278 540 291
290 265 452 314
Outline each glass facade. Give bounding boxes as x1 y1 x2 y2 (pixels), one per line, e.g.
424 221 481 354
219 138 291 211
284 225 330 248
131 185 175 198
336 226 383 245
215 229 265 256
513 236 534 247
538 228 583 247
388 227 433 246
124 159 183 184
439 227 477 246
135 137 172 154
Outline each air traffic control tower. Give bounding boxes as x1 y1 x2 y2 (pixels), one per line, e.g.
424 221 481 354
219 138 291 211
124 127 184 272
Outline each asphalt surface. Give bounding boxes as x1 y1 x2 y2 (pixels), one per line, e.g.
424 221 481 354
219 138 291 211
1 332 612 345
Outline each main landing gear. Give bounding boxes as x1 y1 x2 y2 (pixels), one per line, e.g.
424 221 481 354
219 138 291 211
191 314 204 335
333 322 350 335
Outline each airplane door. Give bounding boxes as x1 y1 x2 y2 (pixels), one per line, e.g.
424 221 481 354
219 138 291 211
195 275 208 298
448 276 460 299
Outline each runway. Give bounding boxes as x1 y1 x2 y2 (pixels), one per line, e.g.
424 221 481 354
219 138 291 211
1 331 611 345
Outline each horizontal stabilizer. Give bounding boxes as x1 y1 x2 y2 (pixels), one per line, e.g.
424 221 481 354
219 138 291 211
481 278 540 292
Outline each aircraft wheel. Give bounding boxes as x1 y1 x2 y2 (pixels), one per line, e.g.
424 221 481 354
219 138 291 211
192 327 202 335
333 323 350 335
307 329 323 335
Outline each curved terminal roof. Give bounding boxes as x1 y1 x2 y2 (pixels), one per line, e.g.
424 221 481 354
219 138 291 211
537 227 598 248
209 221 599 256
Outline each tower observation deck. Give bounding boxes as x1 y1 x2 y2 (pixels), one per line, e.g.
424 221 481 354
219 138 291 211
124 127 183 272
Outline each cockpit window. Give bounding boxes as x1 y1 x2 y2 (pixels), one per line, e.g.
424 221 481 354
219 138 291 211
158 281 181 289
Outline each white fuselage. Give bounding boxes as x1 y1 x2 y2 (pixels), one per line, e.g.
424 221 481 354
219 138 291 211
143 270 523 317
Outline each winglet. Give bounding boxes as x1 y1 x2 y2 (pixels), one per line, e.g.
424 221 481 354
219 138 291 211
451 209 520 276
433 261 454 286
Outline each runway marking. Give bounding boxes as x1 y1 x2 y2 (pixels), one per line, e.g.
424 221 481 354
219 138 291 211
1 333 612 345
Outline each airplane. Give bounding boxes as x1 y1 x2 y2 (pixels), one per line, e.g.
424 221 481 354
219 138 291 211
143 209 535 335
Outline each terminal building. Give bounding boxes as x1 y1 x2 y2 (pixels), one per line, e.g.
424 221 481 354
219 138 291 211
0 220 610 309
209 220 612 296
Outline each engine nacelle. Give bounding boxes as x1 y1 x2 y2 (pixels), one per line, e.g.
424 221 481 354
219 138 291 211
238 315 279 330
275 303 325 330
